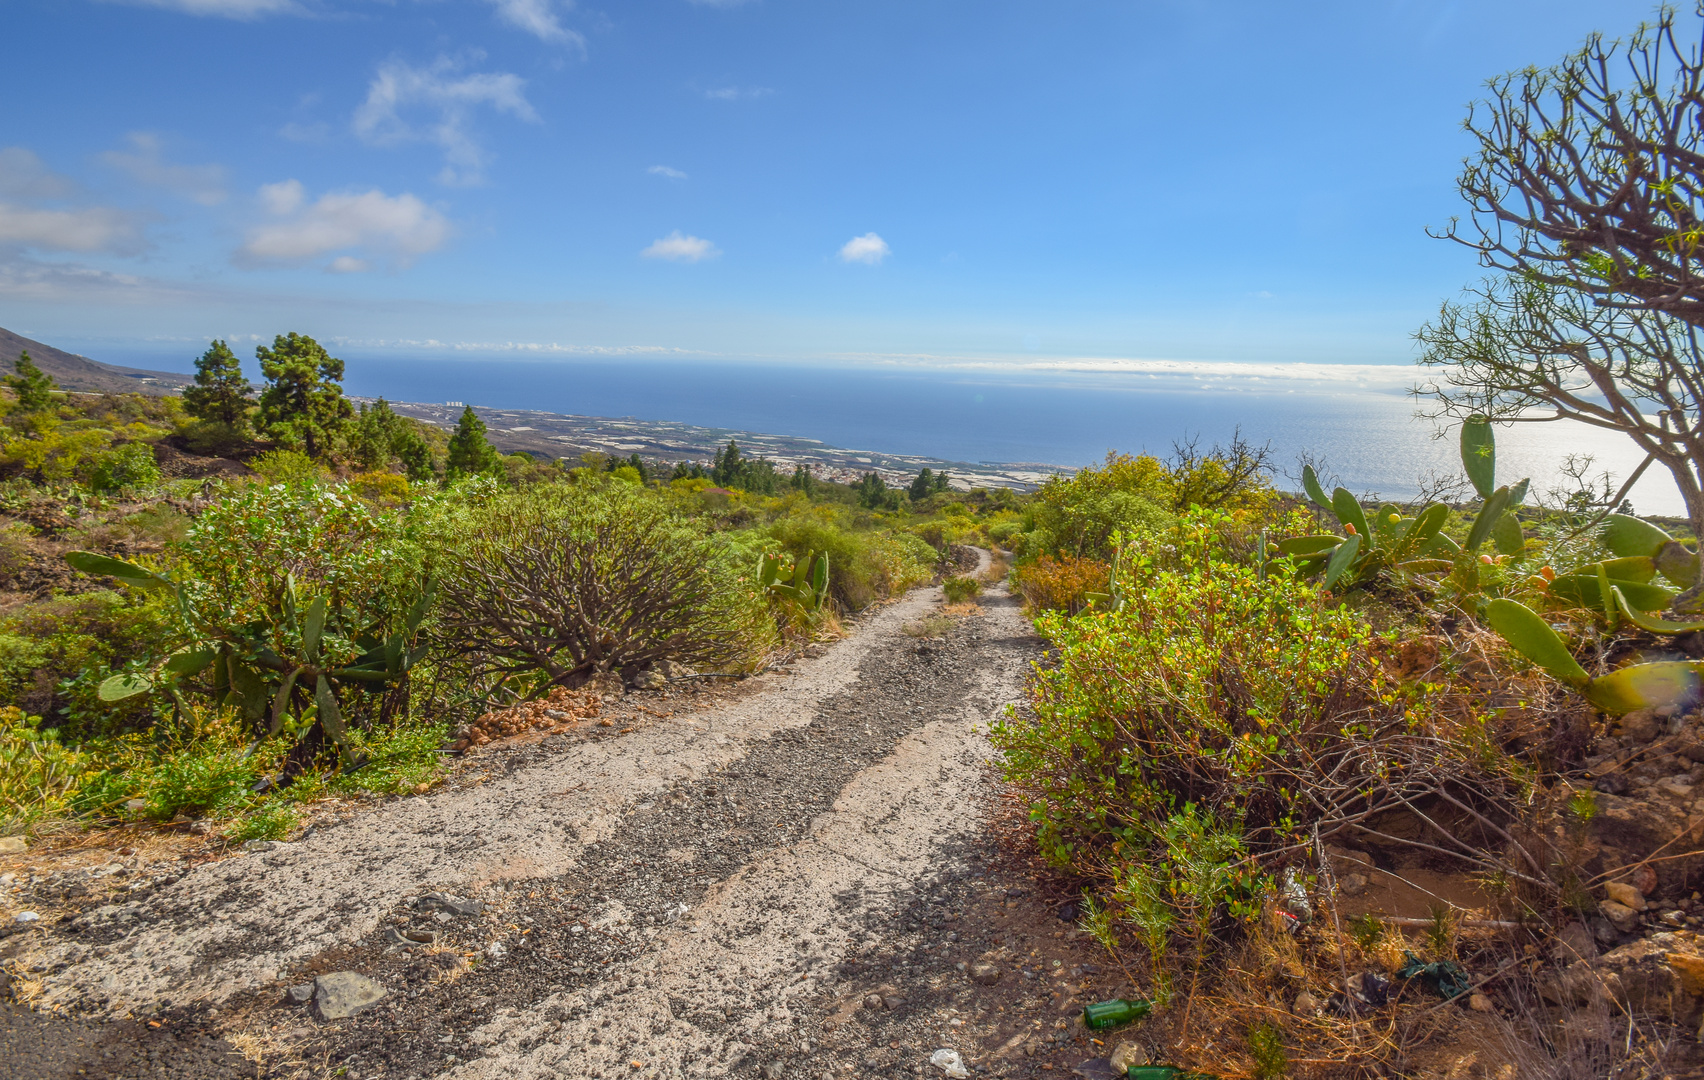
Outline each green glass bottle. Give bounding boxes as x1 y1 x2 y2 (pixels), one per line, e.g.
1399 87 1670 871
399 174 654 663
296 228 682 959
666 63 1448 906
1081 997 1153 1030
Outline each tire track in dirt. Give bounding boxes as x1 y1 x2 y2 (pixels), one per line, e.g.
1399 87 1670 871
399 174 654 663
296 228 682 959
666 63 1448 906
6 558 1044 1080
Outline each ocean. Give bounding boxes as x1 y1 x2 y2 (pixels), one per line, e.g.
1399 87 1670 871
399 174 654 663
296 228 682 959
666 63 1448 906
117 350 1689 517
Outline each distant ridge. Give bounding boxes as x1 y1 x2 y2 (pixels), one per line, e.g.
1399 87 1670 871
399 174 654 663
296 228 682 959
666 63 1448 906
0 327 190 396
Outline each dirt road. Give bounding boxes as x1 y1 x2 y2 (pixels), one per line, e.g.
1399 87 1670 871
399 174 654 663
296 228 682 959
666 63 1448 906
5 569 1141 1079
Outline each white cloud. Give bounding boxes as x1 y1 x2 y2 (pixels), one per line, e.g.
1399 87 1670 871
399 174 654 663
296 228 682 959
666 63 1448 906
0 148 74 200
258 179 305 216
99 132 226 205
0 204 144 255
278 121 330 144
647 165 688 180
354 56 539 186
487 0 584 48
104 0 301 17
640 231 719 262
701 86 772 101
838 232 890 265
239 182 451 271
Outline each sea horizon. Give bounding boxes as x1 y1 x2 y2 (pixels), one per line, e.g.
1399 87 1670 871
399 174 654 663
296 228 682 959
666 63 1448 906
85 347 1685 518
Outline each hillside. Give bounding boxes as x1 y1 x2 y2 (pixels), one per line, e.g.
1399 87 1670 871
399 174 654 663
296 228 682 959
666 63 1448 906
0 326 190 396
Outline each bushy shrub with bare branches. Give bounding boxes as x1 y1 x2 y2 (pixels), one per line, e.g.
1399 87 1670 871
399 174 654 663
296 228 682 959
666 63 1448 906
435 482 775 689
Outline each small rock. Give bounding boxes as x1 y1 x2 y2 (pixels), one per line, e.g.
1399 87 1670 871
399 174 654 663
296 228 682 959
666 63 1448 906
1630 865 1660 896
1619 709 1661 742
284 984 314 1004
188 820 214 836
1108 1041 1149 1072
385 927 442 947
1605 881 1648 912
14 911 40 924
930 1049 970 1079
630 669 667 691
242 840 280 852
1591 917 1620 946
760 1062 784 1080
583 672 625 699
1601 900 1641 934
1468 993 1494 1013
1339 872 1368 896
1661 910 1687 928
864 993 884 1009
1292 990 1320 1015
882 994 907 1010
416 891 484 916
1553 921 1599 962
312 972 385 1020
970 962 1002 986
656 659 695 680
0 836 25 854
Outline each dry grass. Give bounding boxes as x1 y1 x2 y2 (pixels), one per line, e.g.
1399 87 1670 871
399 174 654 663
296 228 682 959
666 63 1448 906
980 550 1010 584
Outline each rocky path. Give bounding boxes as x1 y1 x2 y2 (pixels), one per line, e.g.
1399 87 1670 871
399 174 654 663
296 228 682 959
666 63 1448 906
5 566 1140 1080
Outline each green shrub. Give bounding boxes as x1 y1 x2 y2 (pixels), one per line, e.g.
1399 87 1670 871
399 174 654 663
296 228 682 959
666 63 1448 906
0 706 95 830
991 510 1499 981
247 448 325 485
87 442 161 492
222 799 299 843
1012 554 1109 614
436 481 776 687
942 575 981 603
768 512 934 609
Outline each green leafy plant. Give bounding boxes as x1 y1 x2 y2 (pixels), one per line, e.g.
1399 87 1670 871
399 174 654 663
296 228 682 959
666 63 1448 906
1289 417 1528 595
64 483 431 770
758 549 831 611
941 575 980 604
1247 1020 1289 1080
1486 595 1704 714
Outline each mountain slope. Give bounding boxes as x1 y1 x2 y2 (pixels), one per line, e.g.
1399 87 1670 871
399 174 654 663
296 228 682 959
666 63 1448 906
0 327 190 396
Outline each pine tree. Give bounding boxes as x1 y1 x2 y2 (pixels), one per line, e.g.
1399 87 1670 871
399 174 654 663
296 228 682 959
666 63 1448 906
181 339 252 431
908 468 935 502
856 472 889 509
445 406 501 479
5 351 55 412
711 440 743 487
789 464 815 495
255 333 354 459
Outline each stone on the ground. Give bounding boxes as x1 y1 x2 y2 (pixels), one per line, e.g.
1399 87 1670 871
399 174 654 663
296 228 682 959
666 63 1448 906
630 668 667 691
0 836 25 854
1292 990 1320 1015
1619 709 1660 742
760 1062 784 1080
1601 899 1641 933
864 993 884 1009
1108 1041 1148 1071
1468 993 1493 1012
417 891 483 916
882 993 906 1010
1606 881 1648 911
312 971 386 1020
284 983 314 1004
14 910 40 923
1339 872 1368 896
929 1049 970 1079
1553 921 1598 961
969 962 1002 985
584 672 624 699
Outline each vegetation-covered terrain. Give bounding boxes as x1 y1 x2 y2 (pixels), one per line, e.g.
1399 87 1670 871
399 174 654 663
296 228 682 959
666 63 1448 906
0 336 997 845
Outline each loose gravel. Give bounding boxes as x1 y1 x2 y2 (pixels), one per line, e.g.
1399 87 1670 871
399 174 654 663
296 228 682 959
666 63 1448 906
2 565 1105 1080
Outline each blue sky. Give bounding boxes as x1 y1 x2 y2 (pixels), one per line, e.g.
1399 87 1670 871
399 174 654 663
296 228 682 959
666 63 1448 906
0 0 1669 375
